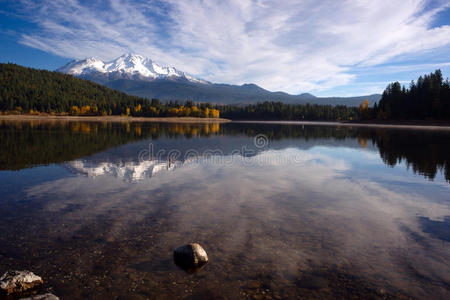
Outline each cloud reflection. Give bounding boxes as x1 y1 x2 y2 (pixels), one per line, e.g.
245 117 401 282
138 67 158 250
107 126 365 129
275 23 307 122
24 147 450 297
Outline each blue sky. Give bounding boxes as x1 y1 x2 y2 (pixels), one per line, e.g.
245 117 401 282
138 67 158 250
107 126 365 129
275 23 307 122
1 0 450 97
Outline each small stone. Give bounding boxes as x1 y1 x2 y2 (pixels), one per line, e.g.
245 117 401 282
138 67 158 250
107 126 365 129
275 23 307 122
173 243 208 272
0 270 43 295
20 293 60 300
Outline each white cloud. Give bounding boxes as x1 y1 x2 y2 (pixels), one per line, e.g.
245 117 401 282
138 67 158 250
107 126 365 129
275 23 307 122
14 0 450 94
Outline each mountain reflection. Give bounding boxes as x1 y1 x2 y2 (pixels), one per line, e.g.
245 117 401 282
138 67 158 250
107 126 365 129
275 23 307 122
64 159 183 181
0 120 449 182
20 149 450 299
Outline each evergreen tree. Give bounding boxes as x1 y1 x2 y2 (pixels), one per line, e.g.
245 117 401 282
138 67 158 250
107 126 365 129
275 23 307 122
375 70 450 120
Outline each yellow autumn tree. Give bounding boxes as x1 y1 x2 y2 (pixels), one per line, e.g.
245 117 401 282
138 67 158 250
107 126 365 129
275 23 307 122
70 106 80 115
359 99 370 120
204 107 210 118
80 105 91 115
210 109 220 118
191 106 200 117
178 106 188 116
134 104 142 114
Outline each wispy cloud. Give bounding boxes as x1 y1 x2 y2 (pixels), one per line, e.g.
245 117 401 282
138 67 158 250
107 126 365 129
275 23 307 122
11 0 450 94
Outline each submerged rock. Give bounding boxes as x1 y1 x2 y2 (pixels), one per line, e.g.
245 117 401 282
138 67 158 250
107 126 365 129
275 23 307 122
173 243 208 272
0 270 43 295
20 293 59 300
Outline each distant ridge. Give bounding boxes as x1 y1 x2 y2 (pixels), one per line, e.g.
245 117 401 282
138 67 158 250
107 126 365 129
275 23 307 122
58 54 381 106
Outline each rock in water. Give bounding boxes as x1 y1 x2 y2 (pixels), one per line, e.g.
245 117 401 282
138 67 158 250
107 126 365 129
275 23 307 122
173 243 208 271
0 270 43 295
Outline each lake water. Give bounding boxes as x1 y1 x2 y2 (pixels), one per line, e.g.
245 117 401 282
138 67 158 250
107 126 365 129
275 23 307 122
0 120 449 299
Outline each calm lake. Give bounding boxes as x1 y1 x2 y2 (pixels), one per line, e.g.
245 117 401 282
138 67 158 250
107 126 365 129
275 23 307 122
0 120 449 299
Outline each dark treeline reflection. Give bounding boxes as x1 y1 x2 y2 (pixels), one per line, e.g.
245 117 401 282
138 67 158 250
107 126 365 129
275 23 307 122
219 123 363 140
359 129 450 182
223 123 450 182
1 120 449 182
0 121 220 170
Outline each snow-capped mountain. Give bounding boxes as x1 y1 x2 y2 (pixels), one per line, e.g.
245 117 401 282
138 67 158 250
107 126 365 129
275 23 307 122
57 53 381 106
57 53 208 84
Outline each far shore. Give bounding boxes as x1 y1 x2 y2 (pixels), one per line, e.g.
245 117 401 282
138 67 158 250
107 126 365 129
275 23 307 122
0 114 231 123
234 120 450 131
2 115 450 130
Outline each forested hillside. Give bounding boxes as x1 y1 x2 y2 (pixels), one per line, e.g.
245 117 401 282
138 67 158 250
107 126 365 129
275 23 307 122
0 63 219 118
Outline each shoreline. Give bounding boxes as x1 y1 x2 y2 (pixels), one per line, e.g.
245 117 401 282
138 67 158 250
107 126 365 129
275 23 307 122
0 115 230 123
2 115 450 130
233 120 450 131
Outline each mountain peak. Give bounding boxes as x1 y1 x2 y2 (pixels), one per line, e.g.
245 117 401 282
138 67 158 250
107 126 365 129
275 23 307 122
86 57 102 62
298 92 316 99
57 54 208 84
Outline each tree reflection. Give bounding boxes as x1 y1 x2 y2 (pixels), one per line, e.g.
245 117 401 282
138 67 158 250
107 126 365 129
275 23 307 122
0 121 221 170
1 120 449 183
362 128 450 182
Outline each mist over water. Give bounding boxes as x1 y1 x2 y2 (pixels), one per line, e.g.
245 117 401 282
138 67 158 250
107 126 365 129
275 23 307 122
0 120 449 299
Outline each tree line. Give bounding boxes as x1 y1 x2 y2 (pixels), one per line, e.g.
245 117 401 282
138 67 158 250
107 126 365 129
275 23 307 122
216 102 359 120
360 69 450 120
0 63 219 118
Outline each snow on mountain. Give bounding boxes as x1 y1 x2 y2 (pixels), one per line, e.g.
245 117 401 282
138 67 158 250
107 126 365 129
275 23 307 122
56 53 381 106
57 53 208 84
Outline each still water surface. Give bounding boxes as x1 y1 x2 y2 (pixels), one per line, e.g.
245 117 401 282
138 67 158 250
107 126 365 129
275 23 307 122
0 120 449 299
